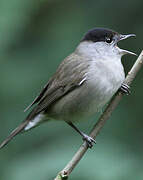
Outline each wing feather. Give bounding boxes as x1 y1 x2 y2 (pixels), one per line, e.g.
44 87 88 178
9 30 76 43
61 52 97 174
25 53 89 120
24 82 50 112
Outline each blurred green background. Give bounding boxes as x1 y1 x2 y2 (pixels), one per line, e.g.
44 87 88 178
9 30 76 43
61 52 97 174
0 0 143 179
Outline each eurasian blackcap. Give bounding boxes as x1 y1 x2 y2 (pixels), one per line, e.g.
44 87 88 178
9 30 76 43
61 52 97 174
0 28 136 149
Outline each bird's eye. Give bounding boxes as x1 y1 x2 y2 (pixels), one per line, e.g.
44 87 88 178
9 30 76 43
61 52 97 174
105 37 112 43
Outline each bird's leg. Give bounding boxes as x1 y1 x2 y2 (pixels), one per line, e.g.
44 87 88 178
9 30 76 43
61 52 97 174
119 83 130 95
66 121 96 148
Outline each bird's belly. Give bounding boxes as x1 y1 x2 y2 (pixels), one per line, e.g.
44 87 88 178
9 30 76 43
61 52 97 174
46 73 124 122
46 58 125 122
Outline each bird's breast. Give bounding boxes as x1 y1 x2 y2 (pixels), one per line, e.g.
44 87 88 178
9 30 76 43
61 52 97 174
86 57 125 107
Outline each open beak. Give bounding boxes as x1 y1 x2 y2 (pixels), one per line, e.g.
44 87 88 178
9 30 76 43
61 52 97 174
118 34 137 56
119 34 136 41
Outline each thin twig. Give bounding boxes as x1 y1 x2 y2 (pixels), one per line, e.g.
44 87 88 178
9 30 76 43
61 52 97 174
54 51 143 180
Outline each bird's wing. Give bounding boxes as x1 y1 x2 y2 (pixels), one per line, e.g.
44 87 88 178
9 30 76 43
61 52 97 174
25 54 89 120
24 82 50 112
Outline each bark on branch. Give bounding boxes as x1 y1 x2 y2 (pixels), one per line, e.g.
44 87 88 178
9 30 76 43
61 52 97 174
54 51 143 180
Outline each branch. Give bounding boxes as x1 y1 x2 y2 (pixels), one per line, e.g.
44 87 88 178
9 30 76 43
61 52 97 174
54 51 143 180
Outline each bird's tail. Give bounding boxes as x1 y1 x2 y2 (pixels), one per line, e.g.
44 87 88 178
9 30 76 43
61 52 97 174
0 121 28 149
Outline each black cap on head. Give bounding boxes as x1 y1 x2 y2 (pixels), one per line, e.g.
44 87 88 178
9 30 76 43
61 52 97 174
81 28 118 43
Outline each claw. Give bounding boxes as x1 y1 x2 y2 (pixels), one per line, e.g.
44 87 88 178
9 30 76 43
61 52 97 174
82 133 96 148
120 83 130 95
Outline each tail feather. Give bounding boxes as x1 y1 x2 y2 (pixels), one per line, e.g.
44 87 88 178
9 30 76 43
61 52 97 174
0 121 28 149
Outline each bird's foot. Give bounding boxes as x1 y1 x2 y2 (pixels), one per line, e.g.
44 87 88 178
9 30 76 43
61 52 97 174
119 83 130 95
82 133 96 148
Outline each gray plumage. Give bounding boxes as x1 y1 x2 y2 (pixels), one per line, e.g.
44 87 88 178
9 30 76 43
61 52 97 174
0 28 136 149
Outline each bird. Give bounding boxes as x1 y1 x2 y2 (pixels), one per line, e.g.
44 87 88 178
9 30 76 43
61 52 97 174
0 27 136 149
